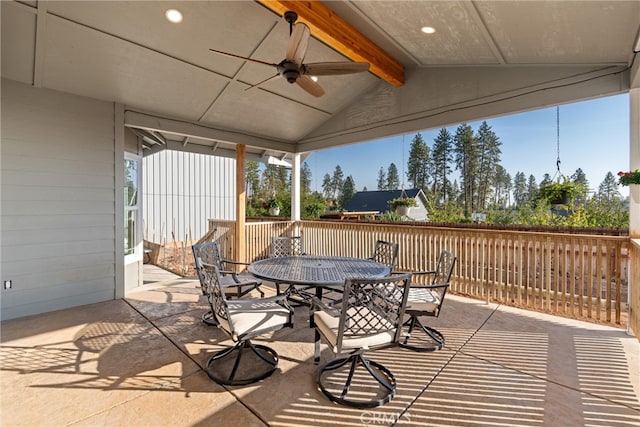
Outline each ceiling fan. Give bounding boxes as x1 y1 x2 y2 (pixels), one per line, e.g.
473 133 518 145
209 11 370 97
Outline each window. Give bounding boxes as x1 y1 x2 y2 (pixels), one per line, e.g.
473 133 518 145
124 157 140 257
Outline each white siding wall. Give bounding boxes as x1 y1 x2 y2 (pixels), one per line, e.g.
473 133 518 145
143 150 236 244
1 79 116 320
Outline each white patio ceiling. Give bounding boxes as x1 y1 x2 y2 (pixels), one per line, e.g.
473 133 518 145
2 0 638 162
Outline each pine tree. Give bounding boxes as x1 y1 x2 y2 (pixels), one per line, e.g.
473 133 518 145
493 165 511 208
321 173 332 199
331 165 344 199
406 133 430 192
513 172 527 206
245 161 260 198
526 175 538 202
387 163 400 190
430 128 453 203
475 121 502 210
571 168 590 203
300 162 312 196
340 176 356 207
598 172 620 201
377 167 387 190
453 123 479 216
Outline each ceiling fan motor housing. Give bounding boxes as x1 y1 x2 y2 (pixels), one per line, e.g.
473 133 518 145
278 61 301 83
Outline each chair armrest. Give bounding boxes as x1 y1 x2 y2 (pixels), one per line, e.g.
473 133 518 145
309 295 341 317
221 258 251 267
411 282 449 290
267 293 295 313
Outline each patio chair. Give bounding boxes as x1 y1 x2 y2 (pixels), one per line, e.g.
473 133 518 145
270 236 311 304
200 263 294 385
311 273 411 408
192 241 264 326
368 239 399 272
400 250 456 352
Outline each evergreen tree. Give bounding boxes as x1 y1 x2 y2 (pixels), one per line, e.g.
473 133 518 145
321 173 332 199
453 123 479 216
387 163 400 190
475 121 502 210
377 167 387 190
406 133 430 192
340 175 357 207
513 172 527 206
526 175 538 202
300 162 312 196
493 165 510 208
540 173 552 188
430 128 453 203
245 161 260 198
331 165 344 199
571 168 590 203
598 172 620 201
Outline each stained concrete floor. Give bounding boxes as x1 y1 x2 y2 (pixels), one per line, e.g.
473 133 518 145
1 266 639 427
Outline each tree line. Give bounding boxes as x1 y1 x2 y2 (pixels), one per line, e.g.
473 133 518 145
245 122 629 228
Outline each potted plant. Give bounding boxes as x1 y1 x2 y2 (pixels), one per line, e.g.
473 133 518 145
537 179 581 205
388 196 418 216
267 198 282 216
617 169 640 186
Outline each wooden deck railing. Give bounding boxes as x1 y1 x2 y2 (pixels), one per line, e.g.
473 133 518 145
208 219 631 327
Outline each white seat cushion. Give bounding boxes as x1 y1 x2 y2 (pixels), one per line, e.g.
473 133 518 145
406 287 440 313
315 307 396 353
219 299 290 340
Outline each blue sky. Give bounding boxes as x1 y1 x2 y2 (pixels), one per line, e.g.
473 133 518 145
306 93 630 197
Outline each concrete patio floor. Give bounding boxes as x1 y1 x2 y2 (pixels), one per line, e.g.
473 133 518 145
1 266 639 427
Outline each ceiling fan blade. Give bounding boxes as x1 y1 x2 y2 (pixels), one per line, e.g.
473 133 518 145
303 61 370 76
296 75 325 97
285 23 310 66
244 73 280 92
209 48 276 68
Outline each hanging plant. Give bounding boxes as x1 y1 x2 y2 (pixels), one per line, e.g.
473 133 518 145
388 197 418 210
617 169 640 186
537 179 581 205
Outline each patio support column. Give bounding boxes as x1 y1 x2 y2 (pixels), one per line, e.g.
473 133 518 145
628 58 640 337
236 145 246 264
630 88 640 238
291 153 301 222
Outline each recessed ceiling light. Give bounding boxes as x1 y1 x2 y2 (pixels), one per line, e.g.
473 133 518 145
311 76 318 82
421 26 436 34
165 9 183 24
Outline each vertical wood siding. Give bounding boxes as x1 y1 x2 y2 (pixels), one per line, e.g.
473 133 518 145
1 80 116 320
143 151 235 245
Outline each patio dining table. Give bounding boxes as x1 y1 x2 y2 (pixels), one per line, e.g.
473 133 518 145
247 255 391 299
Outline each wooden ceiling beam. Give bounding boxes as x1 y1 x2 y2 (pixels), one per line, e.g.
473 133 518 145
256 0 404 87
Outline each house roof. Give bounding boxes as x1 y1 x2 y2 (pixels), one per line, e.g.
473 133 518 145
343 189 423 213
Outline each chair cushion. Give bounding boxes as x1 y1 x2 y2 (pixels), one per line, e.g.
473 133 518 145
219 275 260 297
221 299 290 340
315 307 396 353
406 287 440 313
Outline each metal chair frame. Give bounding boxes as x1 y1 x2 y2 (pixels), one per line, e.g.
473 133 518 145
400 250 456 352
270 236 313 304
200 263 293 385
192 241 264 326
368 240 399 271
311 274 411 408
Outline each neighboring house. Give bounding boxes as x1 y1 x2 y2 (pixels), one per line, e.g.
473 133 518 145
342 189 429 221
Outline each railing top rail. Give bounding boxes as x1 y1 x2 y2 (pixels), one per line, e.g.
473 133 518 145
298 220 630 241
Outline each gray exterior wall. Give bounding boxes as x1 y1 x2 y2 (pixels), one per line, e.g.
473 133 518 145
143 150 236 244
1 79 117 320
